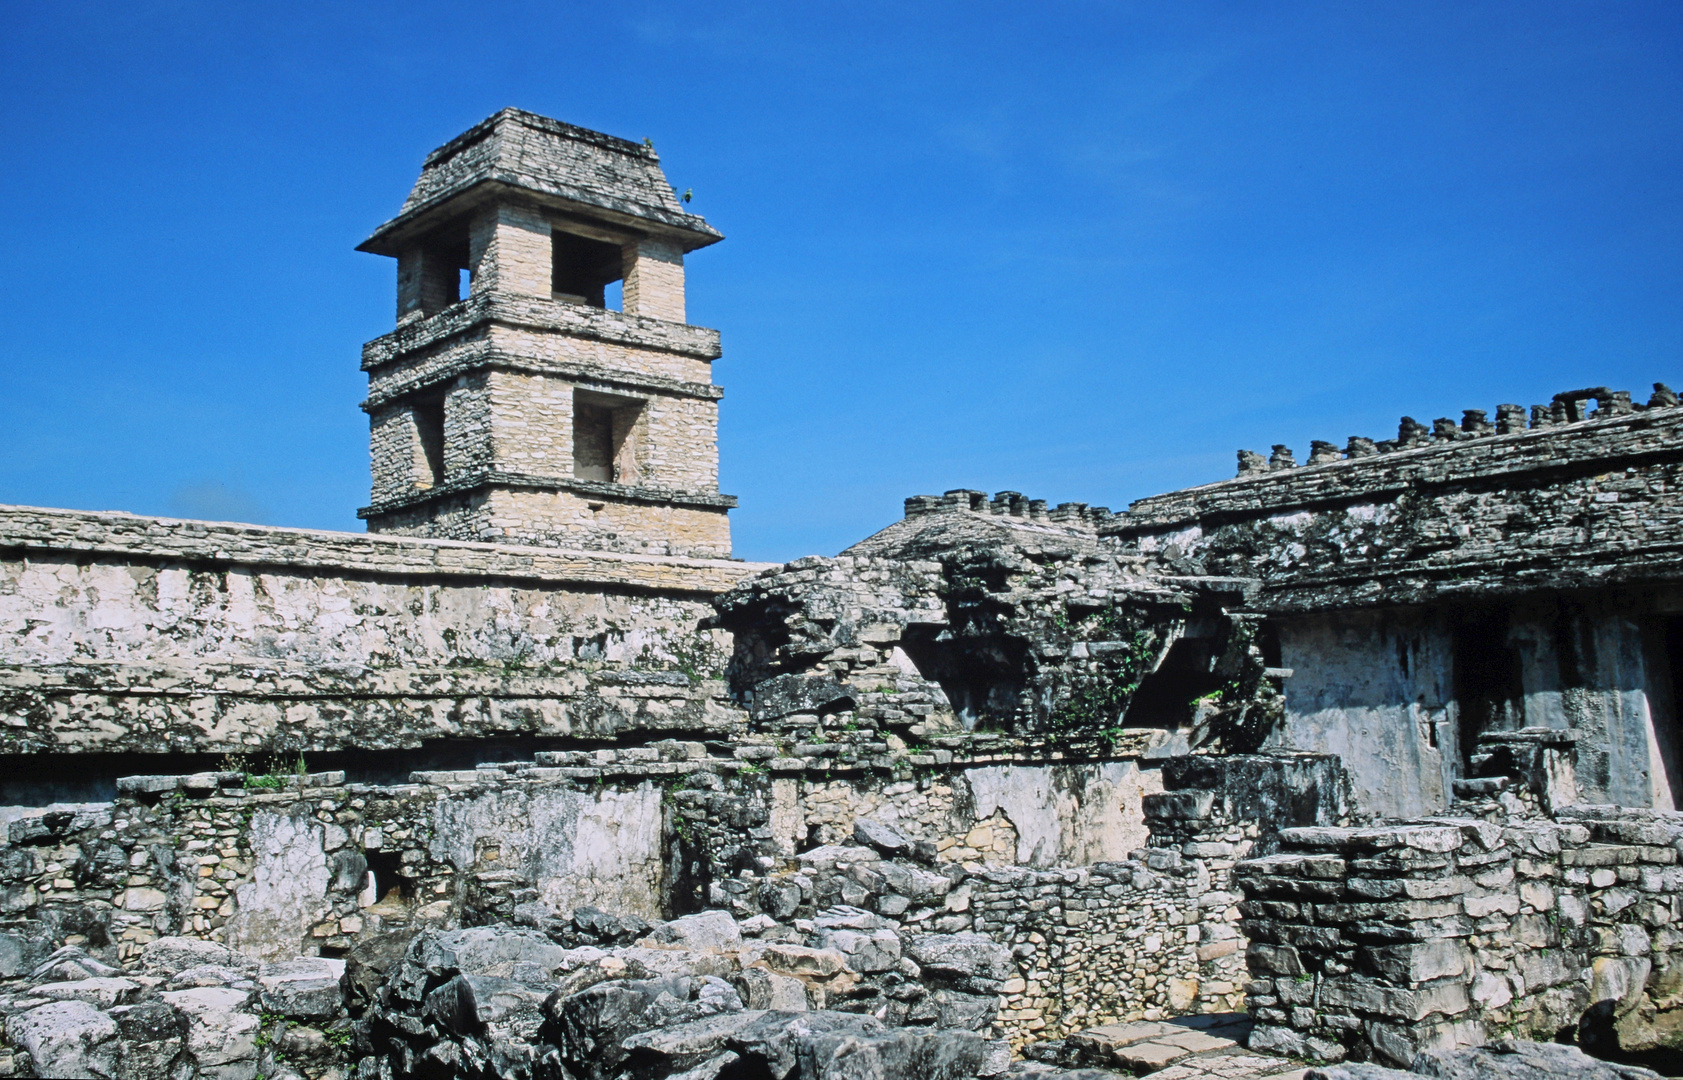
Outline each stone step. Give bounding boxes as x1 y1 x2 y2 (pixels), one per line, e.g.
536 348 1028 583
1061 1013 1309 1077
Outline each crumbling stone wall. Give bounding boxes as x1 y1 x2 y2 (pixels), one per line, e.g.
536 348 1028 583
0 743 1349 1051
1111 390 1683 613
1091 389 1683 819
710 543 1279 759
1236 797 1683 1066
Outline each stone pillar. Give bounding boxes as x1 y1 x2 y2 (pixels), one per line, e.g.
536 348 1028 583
621 239 685 322
468 203 552 298
396 245 459 323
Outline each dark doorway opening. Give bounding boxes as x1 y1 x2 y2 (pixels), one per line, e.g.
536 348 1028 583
1452 609 1525 774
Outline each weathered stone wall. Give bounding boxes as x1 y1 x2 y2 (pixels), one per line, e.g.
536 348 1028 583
1090 392 1683 818
0 740 1284 1048
0 759 688 974
0 506 763 772
1275 595 1683 818
1236 799 1683 1066
772 764 1161 868
1111 394 1683 613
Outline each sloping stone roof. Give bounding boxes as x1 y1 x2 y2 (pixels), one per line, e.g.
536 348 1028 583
360 108 722 254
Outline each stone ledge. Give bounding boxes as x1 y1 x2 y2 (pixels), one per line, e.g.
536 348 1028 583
0 504 768 595
357 472 739 519
363 347 724 411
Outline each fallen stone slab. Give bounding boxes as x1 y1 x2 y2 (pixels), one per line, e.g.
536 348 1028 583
4 1000 121 1079
159 986 261 1074
1111 1040 1191 1071
29 945 121 983
905 932 1017 983
256 956 345 1018
647 910 744 952
31 978 141 1009
1410 1038 1662 1079
724 1009 889 1078
796 1027 991 1080
142 936 248 977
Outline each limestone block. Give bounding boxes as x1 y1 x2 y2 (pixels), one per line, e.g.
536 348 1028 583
159 986 260 1076
651 911 743 953
1592 955 1653 1014
814 929 901 973
32 978 141 1009
4 1000 121 1079
257 957 345 1019
1368 940 1469 983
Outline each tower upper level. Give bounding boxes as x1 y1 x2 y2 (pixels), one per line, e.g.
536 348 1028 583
357 108 722 324
354 110 737 558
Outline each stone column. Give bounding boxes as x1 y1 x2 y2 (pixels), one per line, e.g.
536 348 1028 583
467 202 552 298
396 244 460 323
622 239 686 322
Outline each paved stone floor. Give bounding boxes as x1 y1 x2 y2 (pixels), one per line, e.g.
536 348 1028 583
1028 1014 1311 1078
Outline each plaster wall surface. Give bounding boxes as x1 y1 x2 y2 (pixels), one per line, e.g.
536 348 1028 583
1276 599 1683 816
428 780 666 919
225 808 334 961
776 764 1163 869
1275 610 1456 820
964 763 1160 867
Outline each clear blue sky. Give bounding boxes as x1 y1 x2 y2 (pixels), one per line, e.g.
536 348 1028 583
1 2 1679 563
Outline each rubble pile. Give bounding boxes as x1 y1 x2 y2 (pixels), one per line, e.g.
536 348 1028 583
0 903 1146 1080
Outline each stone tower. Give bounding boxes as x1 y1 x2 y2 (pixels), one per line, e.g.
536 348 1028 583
354 108 736 558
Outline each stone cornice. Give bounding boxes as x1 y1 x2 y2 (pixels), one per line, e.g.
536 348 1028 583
1109 405 1683 534
362 349 722 411
361 292 721 371
357 473 738 518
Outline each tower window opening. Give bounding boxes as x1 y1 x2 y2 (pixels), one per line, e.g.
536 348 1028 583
413 396 446 488
573 389 644 483
410 233 469 316
458 267 471 298
552 229 624 309
574 402 614 481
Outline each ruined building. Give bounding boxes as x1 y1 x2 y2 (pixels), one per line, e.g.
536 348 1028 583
0 109 1678 1080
